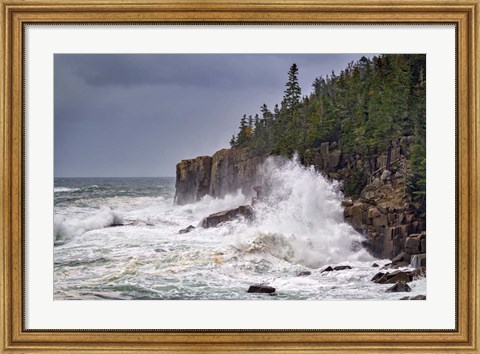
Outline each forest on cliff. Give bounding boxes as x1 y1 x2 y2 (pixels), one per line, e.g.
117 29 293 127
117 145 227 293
229 54 426 203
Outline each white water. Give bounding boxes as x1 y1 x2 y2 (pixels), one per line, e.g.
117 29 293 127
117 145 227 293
53 158 426 300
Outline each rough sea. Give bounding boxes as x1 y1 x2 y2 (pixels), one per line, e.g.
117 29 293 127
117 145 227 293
53 158 426 300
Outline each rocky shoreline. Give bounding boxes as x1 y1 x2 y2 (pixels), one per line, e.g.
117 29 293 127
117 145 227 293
174 140 426 297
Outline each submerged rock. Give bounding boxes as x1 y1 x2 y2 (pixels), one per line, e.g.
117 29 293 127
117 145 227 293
297 271 312 277
179 225 195 234
247 284 276 294
371 263 380 267
386 281 411 293
201 205 253 228
321 266 334 273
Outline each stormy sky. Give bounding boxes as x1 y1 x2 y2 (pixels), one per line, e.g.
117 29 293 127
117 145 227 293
55 54 371 177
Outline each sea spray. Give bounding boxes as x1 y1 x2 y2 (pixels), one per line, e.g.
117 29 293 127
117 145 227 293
54 207 124 243
228 156 373 268
53 176 427 300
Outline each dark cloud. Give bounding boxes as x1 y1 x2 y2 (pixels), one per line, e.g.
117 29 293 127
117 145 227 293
54 54 374 177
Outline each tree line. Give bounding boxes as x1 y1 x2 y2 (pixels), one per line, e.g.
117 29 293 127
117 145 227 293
229 55 426 203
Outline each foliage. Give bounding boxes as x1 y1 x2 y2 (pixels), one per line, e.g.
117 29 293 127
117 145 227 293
230 55 426 198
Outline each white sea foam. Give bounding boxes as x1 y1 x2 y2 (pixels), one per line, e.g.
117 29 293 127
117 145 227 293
54 207 124 242
54 187 80 193
220 156 373 268
53 165 423 300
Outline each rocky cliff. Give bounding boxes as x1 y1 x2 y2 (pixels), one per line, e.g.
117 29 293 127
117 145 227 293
174 139 426 262
303 137 426 261
174 148 265 205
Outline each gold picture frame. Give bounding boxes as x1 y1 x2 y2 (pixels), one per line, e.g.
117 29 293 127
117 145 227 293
1 0 479 352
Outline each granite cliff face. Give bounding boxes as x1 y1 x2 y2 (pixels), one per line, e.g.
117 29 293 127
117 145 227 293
174 148 265 205
173 156 212 205
174 139 426 262
303 137 426 261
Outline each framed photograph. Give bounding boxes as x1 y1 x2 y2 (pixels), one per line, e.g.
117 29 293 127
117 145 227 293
1 0 478 352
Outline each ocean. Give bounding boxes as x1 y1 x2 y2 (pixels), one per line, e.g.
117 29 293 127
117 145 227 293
53 158 426 300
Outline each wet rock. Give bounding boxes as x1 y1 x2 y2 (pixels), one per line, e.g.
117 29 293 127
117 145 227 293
400 294 426 300
410 266 426 279
247 284 275 294
390 261 410 269
297 271 312 277
333 265 352 271
341 199 353 207
371 263 380 267
174 156 212 205
384 270 412 284
321 266 334 273
372 270 412 284
405 233 426 255
174 148 265 205
391 251 407 263
411 295 426 300
371 272 385 282
410 253 426 268
179 225 195 234
385 281 411 293
201 205 253 228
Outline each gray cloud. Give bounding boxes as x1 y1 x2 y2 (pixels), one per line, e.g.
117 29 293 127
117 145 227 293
55 54 374 177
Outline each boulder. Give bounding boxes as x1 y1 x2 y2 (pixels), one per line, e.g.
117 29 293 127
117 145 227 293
341 199 354 207
384 270 412 284
372 270 413 284
333 265 352 271
201 205 253 228
371 272 385 282
179 225 195 234
297 271 312 277
247 285 275 294
381 169 392 181
368 207 381 219
371 263 380 267
411 295 426 300
386 281 411 293
405 233 426 255
321 266 334 273
410 266 426 279
391 251 407 263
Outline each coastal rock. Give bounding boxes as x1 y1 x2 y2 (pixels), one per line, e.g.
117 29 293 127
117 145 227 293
410 252 427 268
321 266 334 273
174 156 212 205
209 148 265 199
179 225 195 234
411 294 426 300
174 148 265 205
372 270 413 284
333 265 352 271
201 205 253 228
386 281 411 293
297 271 312 277
247 284 275 293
